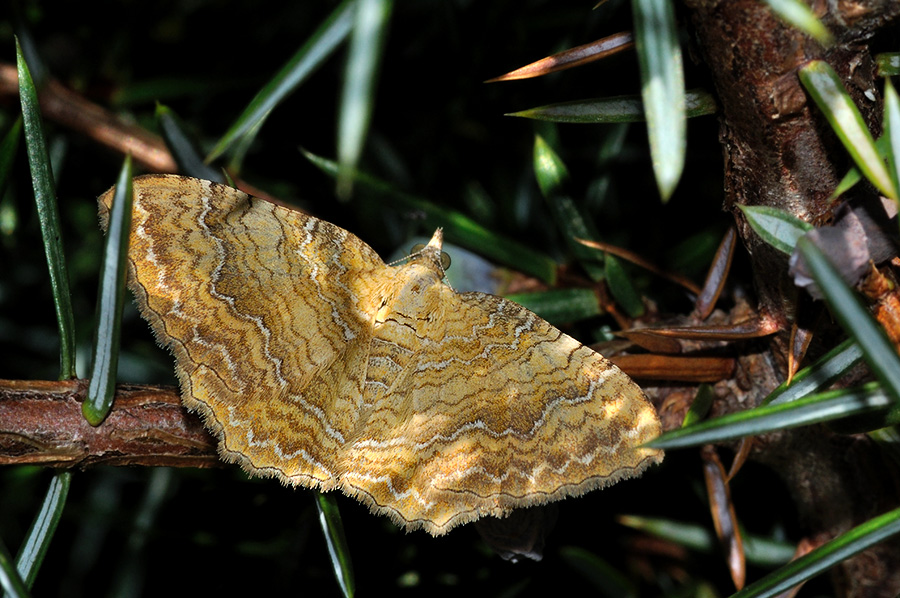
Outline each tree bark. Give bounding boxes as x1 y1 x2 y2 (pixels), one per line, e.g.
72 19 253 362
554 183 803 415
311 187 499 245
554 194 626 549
2 2 900 594
0 378 218 469
683 1 900 595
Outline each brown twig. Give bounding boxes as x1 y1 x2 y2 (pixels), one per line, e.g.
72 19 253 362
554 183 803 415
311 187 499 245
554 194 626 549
0 378 219 469
0 62 277 203
0 63 177 173
576 237 703 296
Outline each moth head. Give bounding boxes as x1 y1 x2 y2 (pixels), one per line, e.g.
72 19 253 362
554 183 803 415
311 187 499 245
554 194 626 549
409 228 451 275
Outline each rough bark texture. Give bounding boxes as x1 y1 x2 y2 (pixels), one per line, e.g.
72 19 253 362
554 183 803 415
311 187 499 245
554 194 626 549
685 0 899 331
0 379 218 469
683 1 900 595
2 2 900 594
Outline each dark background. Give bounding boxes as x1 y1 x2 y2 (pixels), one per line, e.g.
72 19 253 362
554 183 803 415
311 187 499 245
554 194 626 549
0 1 806 595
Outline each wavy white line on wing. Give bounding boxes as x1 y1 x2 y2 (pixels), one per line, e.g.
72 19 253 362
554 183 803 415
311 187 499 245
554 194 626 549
342 472 436 509
351 372 615 451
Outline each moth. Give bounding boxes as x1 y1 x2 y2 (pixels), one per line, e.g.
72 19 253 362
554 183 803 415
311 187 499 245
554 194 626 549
99 174 663 535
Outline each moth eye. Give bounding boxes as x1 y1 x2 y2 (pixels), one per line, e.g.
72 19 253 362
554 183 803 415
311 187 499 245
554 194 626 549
408 243 451 271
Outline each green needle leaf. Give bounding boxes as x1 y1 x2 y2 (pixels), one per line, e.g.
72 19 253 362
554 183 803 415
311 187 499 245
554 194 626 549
796 237 900 402
883 78 900 197
83 156 133 426
763 338 863 406
533 136 605 282
315 493 355 598
739 205 813 254
156 104 223 182
504 289 602 325
619 515 795 566
799 60 898 200
828 135 892 200
682 384 714 427
14 471 72 590
337 0 393 198
732 506 900 598
605 253 644 318
632 0 686 201
506 89 716 123
646 383 892 450
875 52 900 77
207 0 355 162
0 536 30 598
17 37 76 380
303 149 558 283
762 0 834 46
